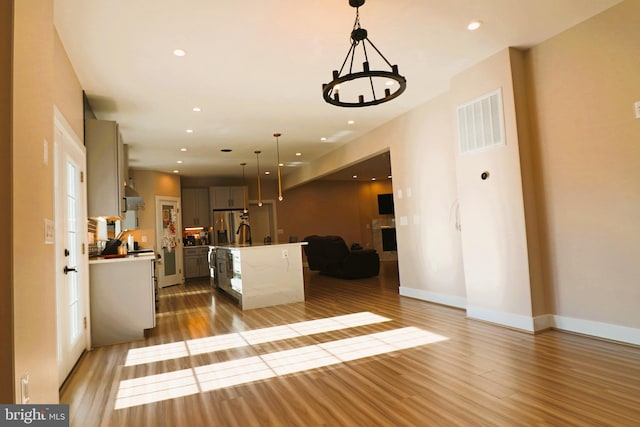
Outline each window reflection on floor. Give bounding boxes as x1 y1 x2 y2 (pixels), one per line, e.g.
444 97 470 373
115 311 448 410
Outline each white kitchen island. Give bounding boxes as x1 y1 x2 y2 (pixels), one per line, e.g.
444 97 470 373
89 253 156 346
212 242 306 310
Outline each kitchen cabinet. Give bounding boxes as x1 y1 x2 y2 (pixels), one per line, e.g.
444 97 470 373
182 188 210 226
210 186 246 211
86 119 126 218
213 242 306 310
89 254 156 346
184 246 209 279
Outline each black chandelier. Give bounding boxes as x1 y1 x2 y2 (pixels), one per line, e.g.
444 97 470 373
322 0 407 108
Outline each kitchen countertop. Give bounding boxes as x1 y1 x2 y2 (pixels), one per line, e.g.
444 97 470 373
89 252 155 265
209 242 307 250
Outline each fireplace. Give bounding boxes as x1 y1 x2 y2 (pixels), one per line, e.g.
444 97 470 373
381 227 397 251
372 218 397 261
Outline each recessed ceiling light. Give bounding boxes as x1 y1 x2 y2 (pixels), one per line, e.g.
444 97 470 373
295 152 302 156
173 170 180 174
186 129 193 133
388 175 392 179
371 177 376 181
265 171 271 175
173 49 186 57
347 120 355 125
221 148 232 152
320 137 327 142
467 20 482 31
352 175 358 179
177 160 182 164
192 107 201 112
180 148 187 152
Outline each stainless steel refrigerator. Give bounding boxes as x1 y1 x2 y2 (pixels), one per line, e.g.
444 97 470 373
211 210 250 245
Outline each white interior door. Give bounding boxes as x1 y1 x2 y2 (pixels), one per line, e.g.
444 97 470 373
55 110 89 386
156 196 183 288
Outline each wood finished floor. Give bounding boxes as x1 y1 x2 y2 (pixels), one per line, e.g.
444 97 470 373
61 262 640 426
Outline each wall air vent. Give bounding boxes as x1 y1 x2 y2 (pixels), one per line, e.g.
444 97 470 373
456 88 505 154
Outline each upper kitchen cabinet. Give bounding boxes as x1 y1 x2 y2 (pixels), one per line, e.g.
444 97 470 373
210 186 246 210
85 119 126 218
182 188 210 227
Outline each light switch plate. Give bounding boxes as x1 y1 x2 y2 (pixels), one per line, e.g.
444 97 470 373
44 218 54 244
634 101 640 119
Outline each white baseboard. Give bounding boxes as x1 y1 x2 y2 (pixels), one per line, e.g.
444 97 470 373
398 288 640 345
552 315 640 346
399 287 467 309
466 306 537 332
533 314 555 331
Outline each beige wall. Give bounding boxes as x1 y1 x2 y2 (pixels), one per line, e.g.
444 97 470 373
275 179 392 248
128 169 181 250
510 48 547 319
0 0 14 403
389 93 467 305
12 0 58 403
285 92 467 307
526 0 640 328
451 48 538 327
54 31 84 139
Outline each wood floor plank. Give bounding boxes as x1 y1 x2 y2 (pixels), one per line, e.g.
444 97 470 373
60 262 640 426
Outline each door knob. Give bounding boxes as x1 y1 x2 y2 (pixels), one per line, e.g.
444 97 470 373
63 266 77 274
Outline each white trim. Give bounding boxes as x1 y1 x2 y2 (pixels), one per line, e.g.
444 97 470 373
399 286 640 345
53 106 91 382
466 306 535 332
533 314 554 332
399 287 467 309
552 316 640 346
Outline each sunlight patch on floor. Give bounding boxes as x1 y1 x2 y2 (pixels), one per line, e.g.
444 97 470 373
115 325 448 409
114 368 199 409
124 342 189 367
124 312 391 366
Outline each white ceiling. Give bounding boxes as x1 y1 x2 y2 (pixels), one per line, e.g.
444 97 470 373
54 0 620 180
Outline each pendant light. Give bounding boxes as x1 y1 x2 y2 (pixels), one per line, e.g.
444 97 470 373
254 150 263 207
240 162 248 213
274 132 283 201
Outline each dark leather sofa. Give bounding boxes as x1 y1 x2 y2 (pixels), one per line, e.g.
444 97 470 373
302 235 380 279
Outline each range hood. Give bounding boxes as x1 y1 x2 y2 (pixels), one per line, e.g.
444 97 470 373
125 184 140 197
123 143 144 209
124 176 144 209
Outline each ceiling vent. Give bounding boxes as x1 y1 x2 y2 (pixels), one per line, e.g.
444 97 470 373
457 88 505 154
